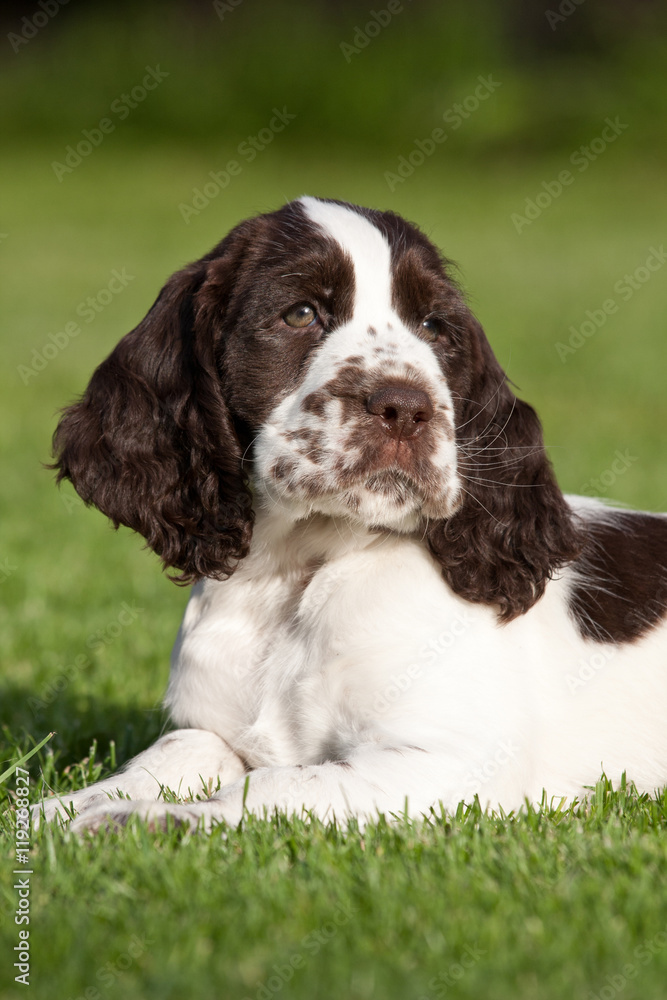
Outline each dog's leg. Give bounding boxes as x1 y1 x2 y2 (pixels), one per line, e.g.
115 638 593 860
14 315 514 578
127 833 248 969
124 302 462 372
66 745 498 833
32 729 246 827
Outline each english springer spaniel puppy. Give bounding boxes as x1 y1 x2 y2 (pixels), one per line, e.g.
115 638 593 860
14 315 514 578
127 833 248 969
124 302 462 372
36 196 667 833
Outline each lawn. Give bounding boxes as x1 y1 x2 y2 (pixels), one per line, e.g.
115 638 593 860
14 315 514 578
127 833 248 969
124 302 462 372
1 143 667 1000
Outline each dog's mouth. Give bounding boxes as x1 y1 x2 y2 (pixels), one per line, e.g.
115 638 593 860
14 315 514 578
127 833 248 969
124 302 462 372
338 463 457 526
258 458 458 531
364 469 424 505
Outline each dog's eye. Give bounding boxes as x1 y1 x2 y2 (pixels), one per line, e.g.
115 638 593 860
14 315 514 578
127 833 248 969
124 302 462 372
421 317 443 341
283 303 318 329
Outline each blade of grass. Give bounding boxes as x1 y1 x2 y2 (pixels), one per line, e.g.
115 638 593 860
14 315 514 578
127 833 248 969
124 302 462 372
0 731 56 784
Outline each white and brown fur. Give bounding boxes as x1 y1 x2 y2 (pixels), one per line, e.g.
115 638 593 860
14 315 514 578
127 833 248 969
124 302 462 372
35 196 667 832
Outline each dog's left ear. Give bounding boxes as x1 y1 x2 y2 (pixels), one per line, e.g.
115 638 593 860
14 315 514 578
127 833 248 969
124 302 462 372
52 249 254 584
427 314 581 621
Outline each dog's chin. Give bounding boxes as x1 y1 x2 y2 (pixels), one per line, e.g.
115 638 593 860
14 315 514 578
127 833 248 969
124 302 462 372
258 469 457 533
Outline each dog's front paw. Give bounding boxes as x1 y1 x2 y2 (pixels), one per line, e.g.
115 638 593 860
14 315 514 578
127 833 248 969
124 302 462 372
31 788 121 829
68 799 213 835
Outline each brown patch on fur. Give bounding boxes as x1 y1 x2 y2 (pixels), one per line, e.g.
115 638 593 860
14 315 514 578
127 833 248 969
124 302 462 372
298 443 326 465
299 559 324 592
342 492 361 513
218 204 356 429
277 558 326 627
301 392 327 417
569 511 667 642
284 427 316 443
270 457 297 481
285 426 326 464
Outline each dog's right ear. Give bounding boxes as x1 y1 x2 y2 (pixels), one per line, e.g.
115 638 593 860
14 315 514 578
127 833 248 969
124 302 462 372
426 313 581 621
52 258 254 583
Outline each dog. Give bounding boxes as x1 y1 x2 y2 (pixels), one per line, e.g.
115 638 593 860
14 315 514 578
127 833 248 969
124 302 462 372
35 196 667 832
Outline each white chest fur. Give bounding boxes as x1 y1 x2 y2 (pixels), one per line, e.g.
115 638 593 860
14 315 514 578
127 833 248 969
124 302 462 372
164 503 667 807
165 509 517 768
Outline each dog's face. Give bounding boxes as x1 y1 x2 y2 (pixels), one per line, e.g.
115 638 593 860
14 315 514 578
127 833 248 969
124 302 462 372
220 197 463 531
53 197 580 619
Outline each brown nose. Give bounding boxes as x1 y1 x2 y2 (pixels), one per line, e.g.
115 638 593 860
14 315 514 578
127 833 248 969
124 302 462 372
366 386 434 439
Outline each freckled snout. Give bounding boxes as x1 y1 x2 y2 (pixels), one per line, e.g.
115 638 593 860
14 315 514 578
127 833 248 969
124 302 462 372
366 386 434 440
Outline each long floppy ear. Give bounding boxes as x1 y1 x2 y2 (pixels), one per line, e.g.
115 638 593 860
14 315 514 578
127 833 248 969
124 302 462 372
52 259 253 583
427 315 581 621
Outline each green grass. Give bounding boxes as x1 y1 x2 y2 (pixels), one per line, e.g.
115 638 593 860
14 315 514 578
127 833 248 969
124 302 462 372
1 144 667 1000
3 777 667 1000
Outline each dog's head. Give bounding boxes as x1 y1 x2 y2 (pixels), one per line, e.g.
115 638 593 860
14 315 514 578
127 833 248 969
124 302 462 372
53 197 580 620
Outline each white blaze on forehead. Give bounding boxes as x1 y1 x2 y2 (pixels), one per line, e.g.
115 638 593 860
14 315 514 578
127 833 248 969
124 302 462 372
299 196 393 320
252 198 462 528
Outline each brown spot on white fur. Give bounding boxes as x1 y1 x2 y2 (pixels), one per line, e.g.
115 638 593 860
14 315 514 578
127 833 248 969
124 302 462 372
569 511 667 642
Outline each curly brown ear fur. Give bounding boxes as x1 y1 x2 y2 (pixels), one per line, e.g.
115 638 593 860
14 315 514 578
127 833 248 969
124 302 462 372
52 259 253 583
427 315 582 621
